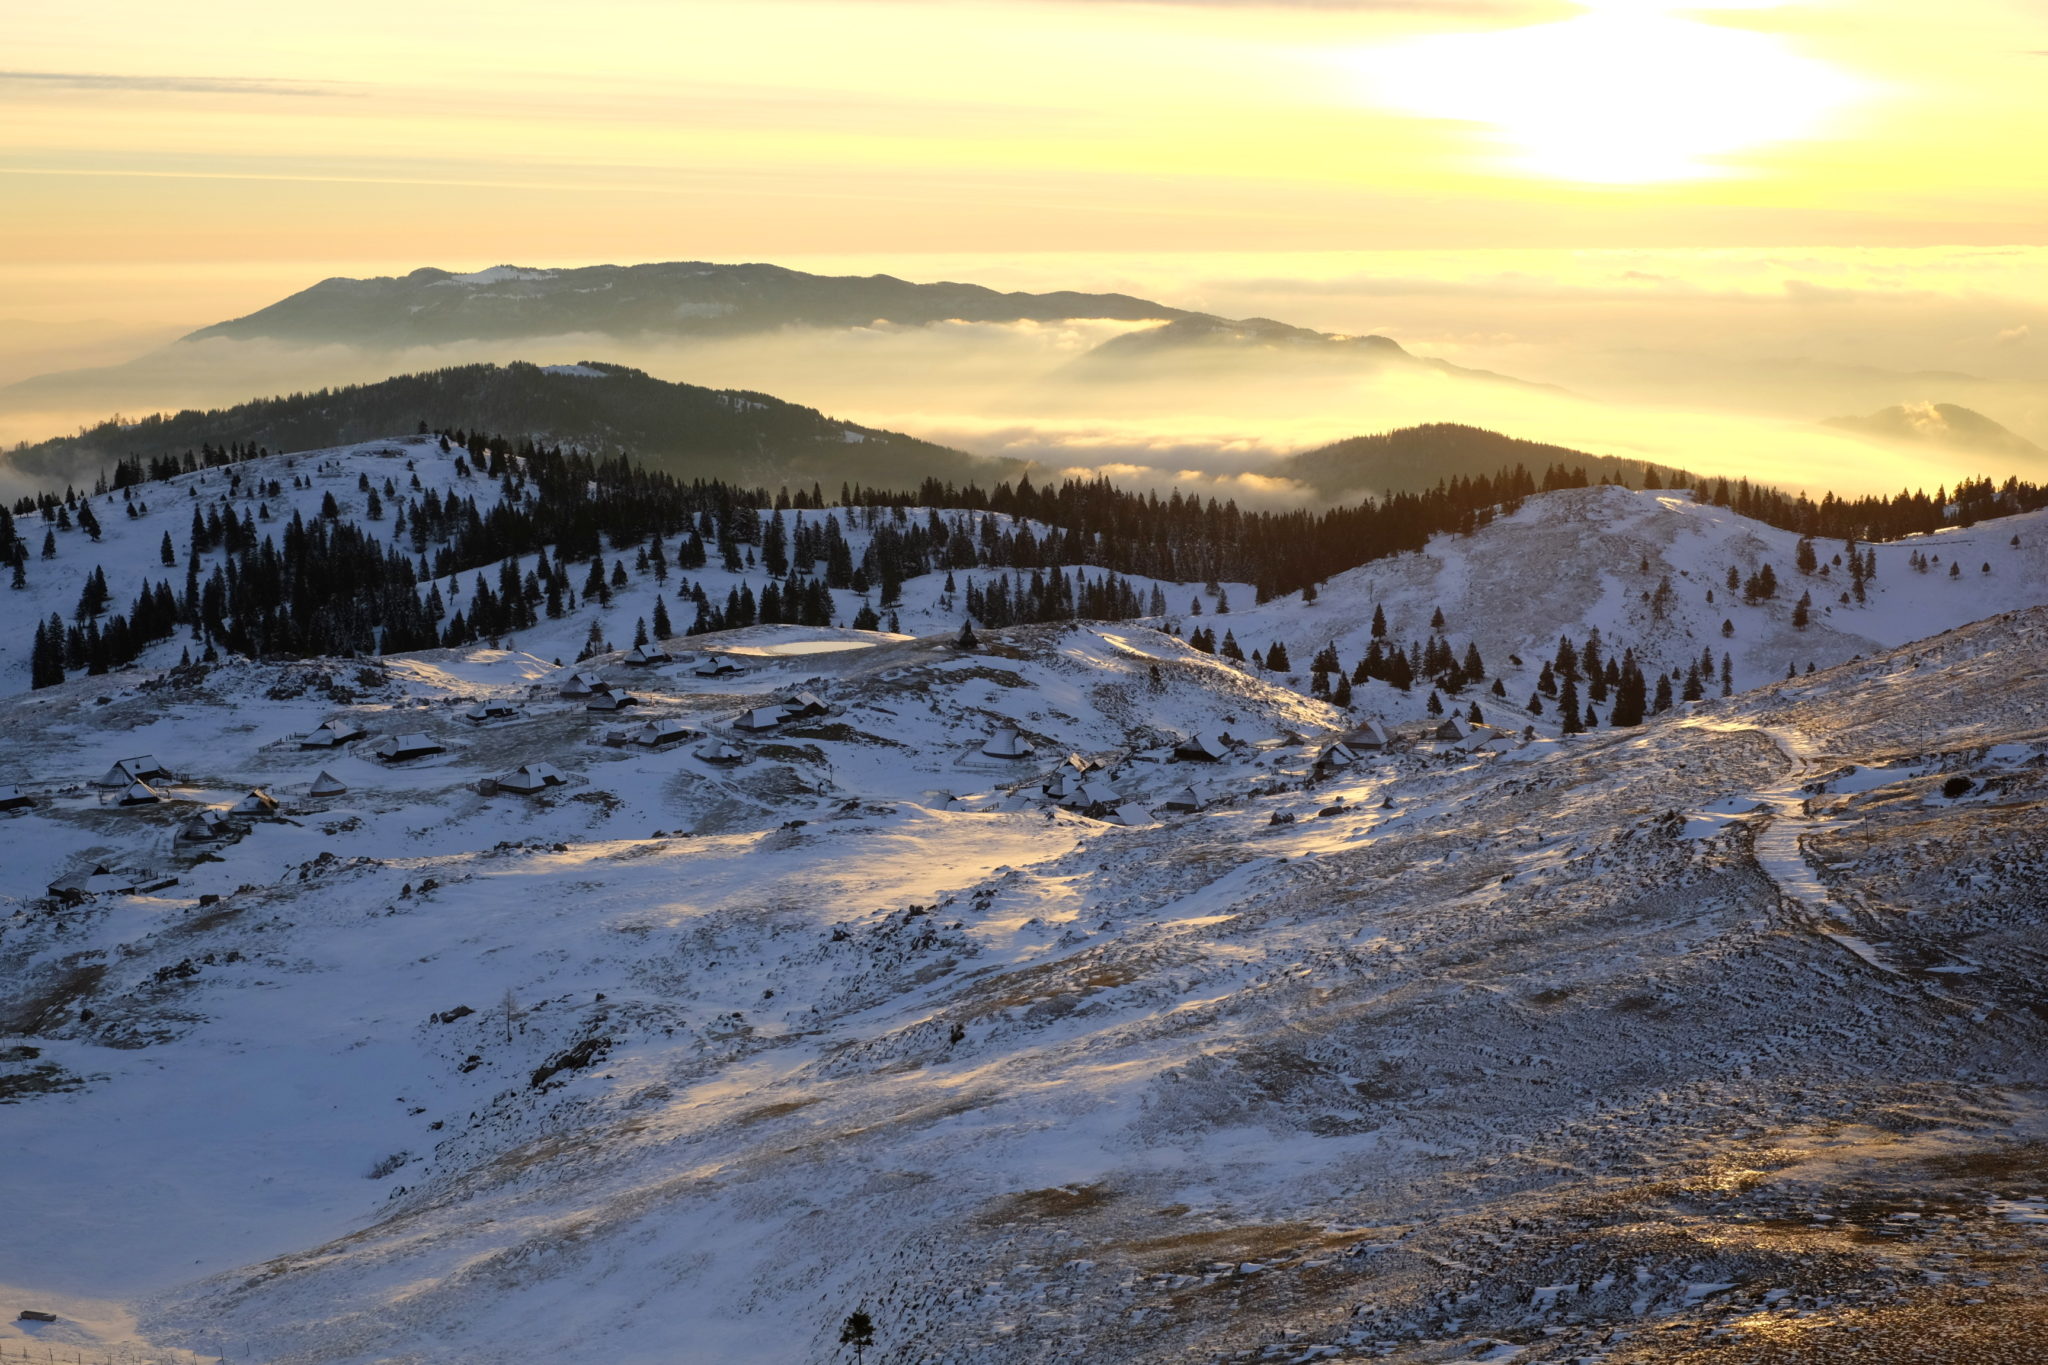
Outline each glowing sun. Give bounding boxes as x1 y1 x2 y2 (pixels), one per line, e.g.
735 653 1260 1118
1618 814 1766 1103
1352 0 1865 184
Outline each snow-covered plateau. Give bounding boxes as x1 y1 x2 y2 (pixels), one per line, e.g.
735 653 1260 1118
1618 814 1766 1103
3 436 2047 1363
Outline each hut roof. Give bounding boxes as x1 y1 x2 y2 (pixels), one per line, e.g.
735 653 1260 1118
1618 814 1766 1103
981 727 1034 759
1352 720 1392 747
372 733 444 760
230 788 279 814
634 718 695 745
497 763 566 794
309 770 349 796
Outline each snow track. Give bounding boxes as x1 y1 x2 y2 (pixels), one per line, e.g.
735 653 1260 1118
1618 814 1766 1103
1687 718 1905 977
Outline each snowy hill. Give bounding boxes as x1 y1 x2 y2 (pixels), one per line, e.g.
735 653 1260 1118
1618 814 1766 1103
3 594 2047 1361
8 437 2048 1362
0 432 1219 698
1219 482 2048 711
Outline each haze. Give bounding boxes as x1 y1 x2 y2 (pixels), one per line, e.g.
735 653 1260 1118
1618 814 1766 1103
5 0 2045 497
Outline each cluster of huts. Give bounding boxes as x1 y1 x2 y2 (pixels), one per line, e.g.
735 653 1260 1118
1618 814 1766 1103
733 692 830 734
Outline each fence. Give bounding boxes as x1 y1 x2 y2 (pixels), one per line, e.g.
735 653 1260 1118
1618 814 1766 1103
0 1343 223 1365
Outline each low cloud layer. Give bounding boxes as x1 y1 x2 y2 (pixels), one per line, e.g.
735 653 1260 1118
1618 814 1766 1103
7 247 2046 505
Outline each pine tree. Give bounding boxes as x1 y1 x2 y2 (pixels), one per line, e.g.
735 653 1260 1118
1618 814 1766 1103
957 620 979 650
1559 676 1584 734
1792 591 1811 629
1333 674 1353 706
1370 604 1387 638
1266 641 1291 671
652 595 672 639
1426 690 1443 717
160 531 176 566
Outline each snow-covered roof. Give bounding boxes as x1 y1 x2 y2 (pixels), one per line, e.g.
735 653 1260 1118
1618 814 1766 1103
1072 780 1122 808
308 770 348 796
372 733 444 759
634 718 695 745
982 727 1034 759
695 654 744 676
231 788 279 814
1175 733 1230 762
0 783 32 809
624 644 672 665
96 756 170 787
1351 720 1392 747
696 742 746 764
118 780 161 805
181 810 232 838
301 720 364 747
559 671 605 696
465 700 518 721
497 763 566 793
736 707 786 732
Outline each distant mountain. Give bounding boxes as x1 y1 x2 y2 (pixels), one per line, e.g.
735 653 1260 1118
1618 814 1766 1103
1273 422 1693 498
1075 314 1544 387
185 262 1188 348
1823 402 2043 460
2 361 1019 490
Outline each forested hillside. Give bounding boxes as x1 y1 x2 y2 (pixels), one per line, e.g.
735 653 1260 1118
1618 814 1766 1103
2 362 1019 489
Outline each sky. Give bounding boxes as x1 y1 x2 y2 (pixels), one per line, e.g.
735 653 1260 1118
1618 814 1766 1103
2 0 2044 492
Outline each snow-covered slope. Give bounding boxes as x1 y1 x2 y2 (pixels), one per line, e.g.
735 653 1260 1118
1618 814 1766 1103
8 440 2048 1363
0 433 1231 697
1220 482 2048 703
3 600 2047 1362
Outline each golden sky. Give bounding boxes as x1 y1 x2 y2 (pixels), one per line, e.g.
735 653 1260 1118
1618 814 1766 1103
5 0 2044 280
3 0 2044 494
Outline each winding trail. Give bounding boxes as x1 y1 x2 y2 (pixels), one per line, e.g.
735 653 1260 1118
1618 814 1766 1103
1684 720 1904 977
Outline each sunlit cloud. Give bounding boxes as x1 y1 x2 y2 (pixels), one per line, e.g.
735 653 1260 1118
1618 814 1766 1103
0 70 349 97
